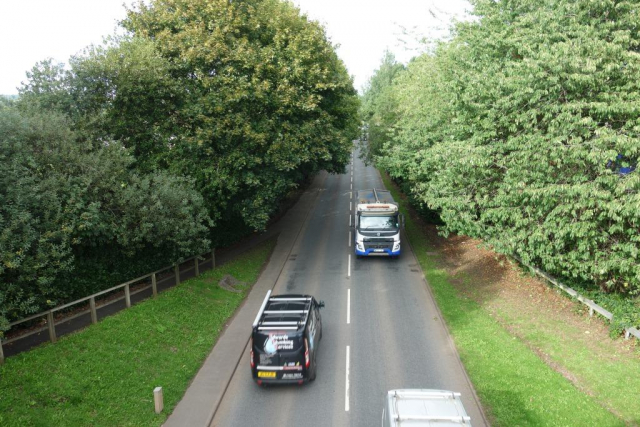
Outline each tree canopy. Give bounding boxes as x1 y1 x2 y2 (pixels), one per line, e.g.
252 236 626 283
119 0 359 231
359 51 405 163
367 0 640 294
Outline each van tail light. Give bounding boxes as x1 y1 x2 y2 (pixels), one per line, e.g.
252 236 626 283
250 338 255 368
304 338 310 368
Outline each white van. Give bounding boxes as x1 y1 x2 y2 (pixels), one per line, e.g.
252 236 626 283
383 389 472 426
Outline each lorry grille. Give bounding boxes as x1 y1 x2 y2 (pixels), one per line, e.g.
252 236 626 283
363 238 394 250
364 243 391 249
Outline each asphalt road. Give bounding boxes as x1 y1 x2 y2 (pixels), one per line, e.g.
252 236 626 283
209 147 488 427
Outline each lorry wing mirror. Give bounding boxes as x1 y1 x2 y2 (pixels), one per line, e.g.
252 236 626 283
401 214 406 229
318 301 325 309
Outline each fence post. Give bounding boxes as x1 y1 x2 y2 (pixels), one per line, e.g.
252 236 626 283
152 273 158 297
125 284 131 308
90 297 98 324
47 311 57 343
0 338 4 365
195 257 200 277
154 386 164 413
175 264 180 285
211 249 216 269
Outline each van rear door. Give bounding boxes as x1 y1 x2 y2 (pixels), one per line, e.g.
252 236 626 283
253 330 305 379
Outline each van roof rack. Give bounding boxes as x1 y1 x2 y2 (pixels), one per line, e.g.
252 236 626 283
253 291 312 331
388 389 471 425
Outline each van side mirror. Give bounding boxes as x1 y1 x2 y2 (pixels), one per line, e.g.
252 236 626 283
318 301 325 309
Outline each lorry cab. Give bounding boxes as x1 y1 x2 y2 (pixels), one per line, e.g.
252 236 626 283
250 291 324 385
354 189 404 257
383 389 472 426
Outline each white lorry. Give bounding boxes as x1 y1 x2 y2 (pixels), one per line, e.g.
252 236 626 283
354 189 403 257
383 389 472 426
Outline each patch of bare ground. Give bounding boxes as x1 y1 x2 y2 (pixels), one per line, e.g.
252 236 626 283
436 234 638 359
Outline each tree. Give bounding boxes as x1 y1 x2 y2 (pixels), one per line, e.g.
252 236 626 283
18 59 73 115
121 0 359 236
359 51 405 163
66 37 185 171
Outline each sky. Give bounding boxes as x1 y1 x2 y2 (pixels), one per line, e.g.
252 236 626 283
0 0 470 95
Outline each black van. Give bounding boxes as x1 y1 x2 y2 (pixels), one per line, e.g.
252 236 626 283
250 291 324 385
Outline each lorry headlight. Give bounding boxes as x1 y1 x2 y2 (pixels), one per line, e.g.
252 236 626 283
393 242 400 251
357 242 364 251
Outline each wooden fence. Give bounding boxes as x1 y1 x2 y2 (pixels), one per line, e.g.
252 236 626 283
0 250 216 364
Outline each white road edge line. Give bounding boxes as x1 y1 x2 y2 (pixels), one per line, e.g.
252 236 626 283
347 289 351 324
345 345 350 412
348 254 351 278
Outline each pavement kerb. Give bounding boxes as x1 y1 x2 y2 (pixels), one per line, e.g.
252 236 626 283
163 172 327 427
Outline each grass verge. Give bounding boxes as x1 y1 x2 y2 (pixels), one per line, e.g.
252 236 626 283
0 238 276 427
380 171 625 427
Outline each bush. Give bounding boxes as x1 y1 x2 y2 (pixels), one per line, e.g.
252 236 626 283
0 107 210 332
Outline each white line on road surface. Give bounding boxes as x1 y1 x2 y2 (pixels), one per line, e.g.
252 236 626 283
350 183 352 190
347 289 351 324
350 202 352 211
349 231 351 247
345 345 350 412
349 214 351 227
348 254 351 278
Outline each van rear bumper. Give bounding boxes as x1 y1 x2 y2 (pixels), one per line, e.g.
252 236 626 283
254 377 309 385
252 366 308 383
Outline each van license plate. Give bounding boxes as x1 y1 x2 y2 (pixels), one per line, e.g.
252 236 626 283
258 371 276 378
283 373 303 379
374 249 384 253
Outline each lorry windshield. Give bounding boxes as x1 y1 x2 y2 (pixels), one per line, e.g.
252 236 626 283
359 215 398 231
